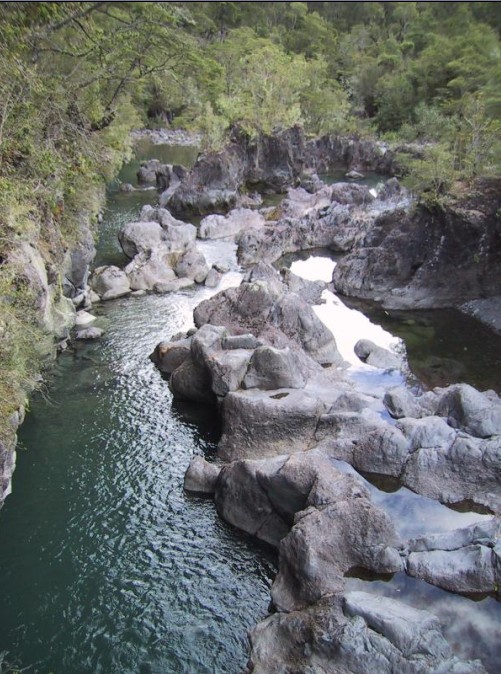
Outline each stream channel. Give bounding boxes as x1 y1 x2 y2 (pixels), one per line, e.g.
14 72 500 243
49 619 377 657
0 140 500 673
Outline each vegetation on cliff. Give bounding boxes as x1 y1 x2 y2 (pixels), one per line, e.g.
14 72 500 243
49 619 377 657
0 1 500 443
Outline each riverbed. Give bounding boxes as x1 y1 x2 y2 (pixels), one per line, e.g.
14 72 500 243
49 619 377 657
0 142 499 674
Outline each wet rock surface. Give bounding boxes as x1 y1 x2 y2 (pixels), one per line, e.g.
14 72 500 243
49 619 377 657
246 593 488 674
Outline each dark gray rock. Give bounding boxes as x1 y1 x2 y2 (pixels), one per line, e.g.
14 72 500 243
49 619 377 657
333 178 501 309
280 268 326 305
460 296 501 335
215 457 291 547
194 282 277 340
222 334 262 351
218 389 324 461
175 247 210 283
149 338 191 375
272 494 401 611
243 346 307 390
124 251 177 291
63 225 96 296
271 292 345 366
204 267 223 288
136 158 162 183
168 357 215 405
330 182 373 205
205 348 252 397
184 456 221 495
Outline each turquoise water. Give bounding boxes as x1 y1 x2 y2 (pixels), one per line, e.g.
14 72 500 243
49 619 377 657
0 145 275 674
0 143 499 674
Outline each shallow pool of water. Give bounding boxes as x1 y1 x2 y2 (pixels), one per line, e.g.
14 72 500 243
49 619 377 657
346 572 500 673
288 253 501 393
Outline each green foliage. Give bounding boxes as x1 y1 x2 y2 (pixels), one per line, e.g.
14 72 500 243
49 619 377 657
197 102 229 153
0 0 500 439
399 104 458 143
454 95 501 179
400 144 459 200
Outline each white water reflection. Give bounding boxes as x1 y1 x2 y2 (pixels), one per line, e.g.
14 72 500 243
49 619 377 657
331 460 492 539
346 573 500 674
291 256 407 393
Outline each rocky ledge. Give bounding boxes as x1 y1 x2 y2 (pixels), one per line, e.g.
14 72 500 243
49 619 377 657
89 204 218 300
333 178 501 310
151 261 500 673
162 126 404 218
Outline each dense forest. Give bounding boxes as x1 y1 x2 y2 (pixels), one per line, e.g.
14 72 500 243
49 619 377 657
0 1 500 443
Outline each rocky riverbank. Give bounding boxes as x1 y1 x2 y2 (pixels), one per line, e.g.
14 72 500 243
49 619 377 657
142 128 501 672
151 258 499 673
4 126 500 670
0 211 99 508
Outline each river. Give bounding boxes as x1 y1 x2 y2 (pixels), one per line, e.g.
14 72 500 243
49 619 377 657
0 141 499 674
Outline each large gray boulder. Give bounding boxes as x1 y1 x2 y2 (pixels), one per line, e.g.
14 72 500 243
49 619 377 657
90 265 131 301
435 383 501 438
169 357 215 405
272 492 401 611
247 594 487 674
199 207 265 240
354 338 403 370
404 518 501 595
215 457 291 547
214 452 400 599
174 247 210 283
384 386 439 419
136 158 163 183
149 337 192 375
124 251 177 291
218 389 324 460
119 220 196 259
243 346 307 390
194 278 344 367
184 456 221 495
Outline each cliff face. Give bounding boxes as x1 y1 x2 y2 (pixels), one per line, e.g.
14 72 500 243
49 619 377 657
0 212 97 507
333 178 501 309
165 127 402 217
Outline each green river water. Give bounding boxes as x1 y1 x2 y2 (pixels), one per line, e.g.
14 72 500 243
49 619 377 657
0 142 499 674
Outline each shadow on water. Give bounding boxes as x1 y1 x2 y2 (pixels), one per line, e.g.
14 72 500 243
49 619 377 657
341 297 501 393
